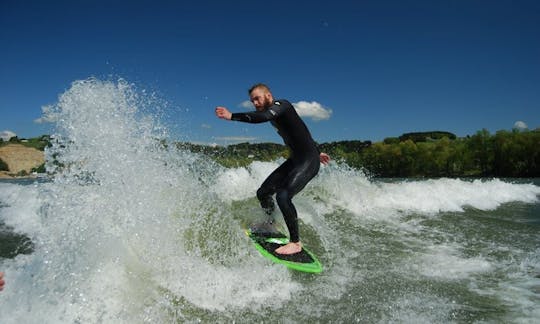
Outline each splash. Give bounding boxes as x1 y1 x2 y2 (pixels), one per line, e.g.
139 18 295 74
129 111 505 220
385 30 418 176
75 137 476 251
0 79 299 323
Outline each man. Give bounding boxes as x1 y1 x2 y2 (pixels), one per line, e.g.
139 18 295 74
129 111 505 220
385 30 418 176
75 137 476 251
215 83 330 255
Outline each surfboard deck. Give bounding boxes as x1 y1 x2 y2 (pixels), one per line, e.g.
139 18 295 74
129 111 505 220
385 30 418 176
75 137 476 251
245 229 323 273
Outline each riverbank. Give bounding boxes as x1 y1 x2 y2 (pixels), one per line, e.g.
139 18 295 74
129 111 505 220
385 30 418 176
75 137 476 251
0 144 45 179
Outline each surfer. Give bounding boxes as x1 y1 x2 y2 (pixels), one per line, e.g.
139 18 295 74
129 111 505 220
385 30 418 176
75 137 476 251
215 83 330 255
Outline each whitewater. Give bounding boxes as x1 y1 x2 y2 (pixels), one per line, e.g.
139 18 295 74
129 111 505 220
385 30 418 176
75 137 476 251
0 79 539 323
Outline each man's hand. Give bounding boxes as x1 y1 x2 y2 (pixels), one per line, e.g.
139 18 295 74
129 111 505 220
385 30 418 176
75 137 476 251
320 152 331 165
215 106 232 120
0 272 5 291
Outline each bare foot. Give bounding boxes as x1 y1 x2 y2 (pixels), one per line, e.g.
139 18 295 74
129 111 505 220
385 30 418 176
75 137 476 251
275 242 302 255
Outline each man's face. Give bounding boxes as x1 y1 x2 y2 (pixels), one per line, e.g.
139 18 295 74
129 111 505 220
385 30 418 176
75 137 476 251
250 88 273 111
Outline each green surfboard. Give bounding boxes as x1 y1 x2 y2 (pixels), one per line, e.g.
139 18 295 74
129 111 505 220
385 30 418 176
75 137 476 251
245 229 322 273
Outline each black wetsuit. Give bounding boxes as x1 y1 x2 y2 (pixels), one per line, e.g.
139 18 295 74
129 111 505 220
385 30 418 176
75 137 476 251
231 99 320 243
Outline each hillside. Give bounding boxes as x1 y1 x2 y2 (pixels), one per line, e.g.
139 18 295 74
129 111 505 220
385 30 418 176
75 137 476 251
0 144 45 178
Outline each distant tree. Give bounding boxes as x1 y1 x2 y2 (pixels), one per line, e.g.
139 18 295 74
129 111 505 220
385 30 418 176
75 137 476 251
384 137 400 145
32 163 46 174
448 139 474 176
398 139 418 175
17 170 28 177
399 131 457 142
468 129 493 176
493 130 540 177
0 158 8 171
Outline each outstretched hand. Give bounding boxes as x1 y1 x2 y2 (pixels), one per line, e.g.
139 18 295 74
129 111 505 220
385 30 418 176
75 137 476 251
215 106 232 120
320 152 331 165
0 272 5 291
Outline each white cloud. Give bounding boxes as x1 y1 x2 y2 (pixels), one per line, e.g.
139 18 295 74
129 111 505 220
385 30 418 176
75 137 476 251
292 101 332 121
513 121 528 130
34 117 46 124
240 100 253 109
34 105 56 124
235 100 332 121
0 130 17 141
201 123 212 129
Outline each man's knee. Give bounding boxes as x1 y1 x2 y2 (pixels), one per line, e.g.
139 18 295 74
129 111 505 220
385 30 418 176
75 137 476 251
257 187 275 214
275 189 291 207
257 187 270 201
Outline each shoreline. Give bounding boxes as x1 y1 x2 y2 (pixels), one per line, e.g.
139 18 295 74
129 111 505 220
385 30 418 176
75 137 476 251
0 171 42 180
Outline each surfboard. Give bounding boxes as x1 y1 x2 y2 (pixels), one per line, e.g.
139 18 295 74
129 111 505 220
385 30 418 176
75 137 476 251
245 229 322 273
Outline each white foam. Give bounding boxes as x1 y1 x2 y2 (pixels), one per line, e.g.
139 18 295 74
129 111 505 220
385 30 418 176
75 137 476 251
158 258 299 312
380 293 459 324
478 248 540 323
0 183 43 236
311 164 540 219
212 161 279 202
411 244 492 280
0 79 299 323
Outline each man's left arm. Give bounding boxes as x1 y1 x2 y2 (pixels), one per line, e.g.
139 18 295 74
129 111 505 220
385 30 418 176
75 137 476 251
215 106 232 120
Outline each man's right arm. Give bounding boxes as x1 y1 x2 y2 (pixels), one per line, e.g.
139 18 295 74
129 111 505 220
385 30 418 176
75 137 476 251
231 101 288 124
230 111 271 123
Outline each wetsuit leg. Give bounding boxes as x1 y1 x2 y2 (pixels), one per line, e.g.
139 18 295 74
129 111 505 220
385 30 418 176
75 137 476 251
274 156 320 243
256 159 294 215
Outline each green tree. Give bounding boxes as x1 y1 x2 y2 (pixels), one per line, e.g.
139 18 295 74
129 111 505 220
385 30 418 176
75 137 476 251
0 158 8 171
468 129 494 175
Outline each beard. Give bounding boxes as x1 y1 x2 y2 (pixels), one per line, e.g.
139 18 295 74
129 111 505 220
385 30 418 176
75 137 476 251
263 96 273 109
254 96 274 111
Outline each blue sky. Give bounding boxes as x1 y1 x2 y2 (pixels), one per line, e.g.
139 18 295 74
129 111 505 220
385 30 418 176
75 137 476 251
1 0 539 145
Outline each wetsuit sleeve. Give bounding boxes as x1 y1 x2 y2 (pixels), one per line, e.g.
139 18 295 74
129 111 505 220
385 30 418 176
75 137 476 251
231 101 287 124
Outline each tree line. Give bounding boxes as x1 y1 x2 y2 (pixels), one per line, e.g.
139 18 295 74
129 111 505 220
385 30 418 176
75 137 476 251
2 130 538 178
178 129 539 178
330 129 538 177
